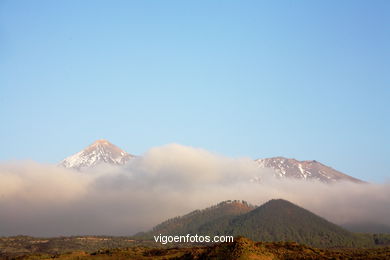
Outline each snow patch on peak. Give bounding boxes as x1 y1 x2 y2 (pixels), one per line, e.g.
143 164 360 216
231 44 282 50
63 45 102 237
255 157 363 183
59 140 134 170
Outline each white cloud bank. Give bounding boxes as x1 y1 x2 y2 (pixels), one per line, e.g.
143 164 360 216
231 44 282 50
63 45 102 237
0 144 389 236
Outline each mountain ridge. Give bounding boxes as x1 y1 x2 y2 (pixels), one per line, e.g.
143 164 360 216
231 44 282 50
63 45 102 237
256 156 363 183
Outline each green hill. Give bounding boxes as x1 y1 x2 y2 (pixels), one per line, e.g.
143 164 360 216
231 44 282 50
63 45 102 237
143 199 375 248
136 200 254 238
228 199 373 247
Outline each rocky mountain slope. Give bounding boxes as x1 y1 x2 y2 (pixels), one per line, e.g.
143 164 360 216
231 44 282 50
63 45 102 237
256 157 363 183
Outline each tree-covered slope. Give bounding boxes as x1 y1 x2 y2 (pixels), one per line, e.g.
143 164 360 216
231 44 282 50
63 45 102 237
142 199 375 248
137 200 254 238
228 199 374 248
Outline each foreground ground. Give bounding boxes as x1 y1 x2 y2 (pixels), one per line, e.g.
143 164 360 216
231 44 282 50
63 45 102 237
2 237 390 260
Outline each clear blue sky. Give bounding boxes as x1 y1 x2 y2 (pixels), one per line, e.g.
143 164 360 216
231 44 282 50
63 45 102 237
0 1 389 182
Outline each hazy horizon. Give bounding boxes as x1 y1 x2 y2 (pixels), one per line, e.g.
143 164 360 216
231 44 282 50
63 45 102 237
1 143 389 237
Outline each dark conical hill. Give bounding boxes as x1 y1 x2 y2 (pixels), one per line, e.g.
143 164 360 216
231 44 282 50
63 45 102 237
141 199 374 248
228 199 373 247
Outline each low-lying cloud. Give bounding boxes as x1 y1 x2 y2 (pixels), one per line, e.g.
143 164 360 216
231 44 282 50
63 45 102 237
1 144 389 236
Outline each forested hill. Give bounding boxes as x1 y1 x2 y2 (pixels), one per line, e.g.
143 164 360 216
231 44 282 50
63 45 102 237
140 199 375 248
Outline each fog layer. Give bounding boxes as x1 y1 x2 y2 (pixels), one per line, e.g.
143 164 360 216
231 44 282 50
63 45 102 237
0 144 389 236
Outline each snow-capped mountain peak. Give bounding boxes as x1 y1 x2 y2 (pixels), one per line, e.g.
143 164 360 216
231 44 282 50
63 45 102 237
255 157 363 183
59 139 134 170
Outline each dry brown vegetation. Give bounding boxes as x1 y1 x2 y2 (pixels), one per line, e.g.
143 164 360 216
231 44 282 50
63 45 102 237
6 237 390 260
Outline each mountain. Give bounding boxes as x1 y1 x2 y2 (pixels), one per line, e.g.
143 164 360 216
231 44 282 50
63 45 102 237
144 199 374 248
136 200 255 238
255 157 363 183
59 139 134 170
228 199 372 247
59 141 362 183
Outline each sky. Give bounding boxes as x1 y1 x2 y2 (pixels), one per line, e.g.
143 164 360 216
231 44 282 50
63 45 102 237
0 1 389 182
